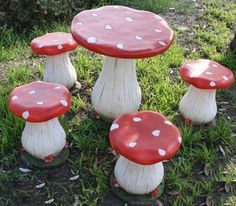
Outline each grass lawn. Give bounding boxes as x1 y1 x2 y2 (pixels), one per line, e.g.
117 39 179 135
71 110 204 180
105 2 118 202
0 0 236 205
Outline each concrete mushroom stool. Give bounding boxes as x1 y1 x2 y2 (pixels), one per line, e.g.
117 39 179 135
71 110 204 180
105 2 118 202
109 111 181 204
9 81 71 168
71 6 173 120
31 32 81 90
179 59 234 125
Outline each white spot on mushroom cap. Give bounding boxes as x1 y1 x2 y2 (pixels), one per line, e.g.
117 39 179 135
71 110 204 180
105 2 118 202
129 142 137 148
186 63 191 67
38 44 43 48
58 45 63 49
105 24 112 30
164 120 172 125
155 29 162 33
205 72 213 75
22 111 29 120
36 101 44 105
133 117 142 122
223 76 229 80
213 64 218 68
158 41 167 46
135 35 142 40
11 95 18 100
210 81 216 87
152 130 161 137
125 17 133 22
28 90 36 95
91 13 98 17
178 136 182 143
116 43 124 49
76 22 82 26
53 39 59 42
60 100 68 107
87 36 97 44
113 5 120 9
110 123 119 131
155 15 162 20
68 38 73 42
158 149 166 156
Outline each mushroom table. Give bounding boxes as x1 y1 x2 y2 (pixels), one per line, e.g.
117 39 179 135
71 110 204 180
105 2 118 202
109 111 181 204
9 81 71 168
31 32 81 90
71 5 174 120
179 59 234 125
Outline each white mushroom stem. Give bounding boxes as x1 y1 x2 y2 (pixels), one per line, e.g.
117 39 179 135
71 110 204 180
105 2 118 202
21 118 66 159
179 85 217 124
114 156 164 195
91 57 141 120
44 52 77 89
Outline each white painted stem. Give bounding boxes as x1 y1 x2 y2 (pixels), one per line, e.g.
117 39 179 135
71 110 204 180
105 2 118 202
114 156 164 195
179 85 217 124
44 52 77 89
91 57 141 120
21 118 66 160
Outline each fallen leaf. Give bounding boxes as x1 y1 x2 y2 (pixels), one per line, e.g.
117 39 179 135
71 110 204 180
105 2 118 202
219 145 226 156
225 182 231 193
73 196 80 206
168 190 180 195
19 167 32 173
156 200 164 206
206 196 214 206
45 198 54 204
204 163 211 176
35 183 46 189
70 175 80 181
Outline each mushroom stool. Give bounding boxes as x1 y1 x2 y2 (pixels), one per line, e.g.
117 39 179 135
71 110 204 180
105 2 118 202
179 59 234 125
31 32 81 91
71 5 174 120
9 81 71 168
109 111 181 204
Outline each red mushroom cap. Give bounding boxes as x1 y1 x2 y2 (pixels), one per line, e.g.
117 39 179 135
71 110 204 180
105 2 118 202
71 5 173 59
109 111 181 165
9 81 71 122
180 59 234 89
31 32 78 56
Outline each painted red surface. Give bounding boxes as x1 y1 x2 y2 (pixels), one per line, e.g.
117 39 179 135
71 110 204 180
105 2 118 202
180 59 234 89
71 5 174 59
9 81 71 122
31 32 78 56
109 111 181 165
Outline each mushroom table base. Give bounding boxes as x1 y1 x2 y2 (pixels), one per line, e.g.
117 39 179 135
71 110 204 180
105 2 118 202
91 57 141 120
21 147 70 169
110 175 164 205
44 53 78 89
179 85 217 125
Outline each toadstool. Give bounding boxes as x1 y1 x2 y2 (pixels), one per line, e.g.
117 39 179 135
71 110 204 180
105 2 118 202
31 32 79 89
109 111 181 198
71 5 174 120
179 59 234 125
9 81 71 163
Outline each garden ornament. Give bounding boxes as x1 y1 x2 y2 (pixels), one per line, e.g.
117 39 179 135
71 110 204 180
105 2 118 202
109 111 181 204
9 81 71 167
71 5 174 120
31 32 80 90
179 59 234 125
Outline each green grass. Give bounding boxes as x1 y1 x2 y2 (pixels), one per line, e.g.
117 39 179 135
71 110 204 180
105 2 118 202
0 0 236 205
